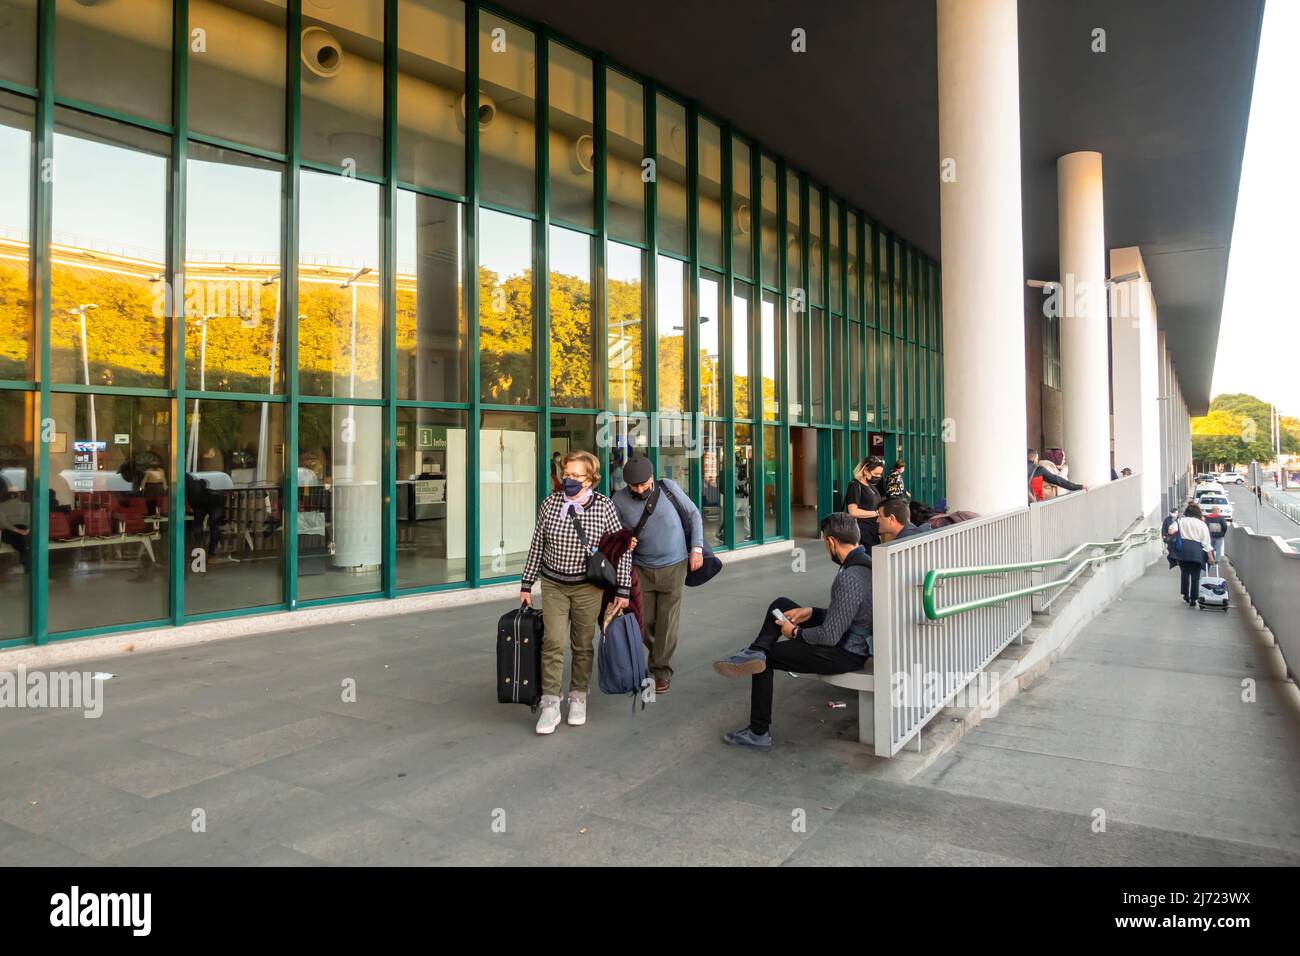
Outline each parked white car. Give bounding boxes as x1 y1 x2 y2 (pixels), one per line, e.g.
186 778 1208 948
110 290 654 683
1195 481 1224 497
1198 492 1234 522
1217 472 1244 485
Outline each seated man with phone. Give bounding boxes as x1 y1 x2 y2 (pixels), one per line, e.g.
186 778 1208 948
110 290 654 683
712 512 873 750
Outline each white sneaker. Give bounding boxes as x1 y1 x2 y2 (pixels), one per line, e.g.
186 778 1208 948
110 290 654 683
535 695 562 735
566 691 587 726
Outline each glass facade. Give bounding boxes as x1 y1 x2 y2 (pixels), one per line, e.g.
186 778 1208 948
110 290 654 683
0 1 943 646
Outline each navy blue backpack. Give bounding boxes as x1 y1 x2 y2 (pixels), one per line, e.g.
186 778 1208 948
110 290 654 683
597 610 651 709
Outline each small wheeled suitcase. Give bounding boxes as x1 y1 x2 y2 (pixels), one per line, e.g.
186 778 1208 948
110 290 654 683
1198 575 1230 611
497 607 545 707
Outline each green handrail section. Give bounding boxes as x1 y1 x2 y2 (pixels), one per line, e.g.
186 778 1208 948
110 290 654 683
922 528 1160 621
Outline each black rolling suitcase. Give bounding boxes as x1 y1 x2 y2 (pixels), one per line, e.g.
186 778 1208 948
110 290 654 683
497 608 544 708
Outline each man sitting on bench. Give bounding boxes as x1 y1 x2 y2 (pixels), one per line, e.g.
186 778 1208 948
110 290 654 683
713 512 873 750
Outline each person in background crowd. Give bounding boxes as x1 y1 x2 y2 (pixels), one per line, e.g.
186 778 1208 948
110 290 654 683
135 454 168 517
734 450 752 539
876 496 927 544
612 456 703 695
1034 454 1063 500
185 473 228 566
0 476 31 574
1204 508 1229 563
1165 500 1216 608
885 459 909 500
521 450 632 736
550 451 563 493
712 512 872 750
1160 503 1182 572
845 456 885 548
1028 448 1085 503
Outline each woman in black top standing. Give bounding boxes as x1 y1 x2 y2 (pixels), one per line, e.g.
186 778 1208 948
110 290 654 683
845 456 885 549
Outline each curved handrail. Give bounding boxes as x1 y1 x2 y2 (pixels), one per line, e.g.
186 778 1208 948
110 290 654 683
922 528 1159 621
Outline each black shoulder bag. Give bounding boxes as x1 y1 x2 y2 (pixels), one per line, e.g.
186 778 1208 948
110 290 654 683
659 483 722 587
630 484 662 541
568 506 618 592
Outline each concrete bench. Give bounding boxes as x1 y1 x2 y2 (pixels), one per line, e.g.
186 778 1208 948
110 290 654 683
793 662 875 744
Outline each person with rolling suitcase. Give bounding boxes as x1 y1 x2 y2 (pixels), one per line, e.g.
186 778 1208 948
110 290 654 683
1165 501 1217 608
519 451 631 735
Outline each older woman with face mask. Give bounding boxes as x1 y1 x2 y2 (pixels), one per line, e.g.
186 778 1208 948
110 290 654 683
520 450 632 736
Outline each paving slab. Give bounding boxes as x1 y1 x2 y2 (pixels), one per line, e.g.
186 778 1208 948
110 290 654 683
2 546 1298 865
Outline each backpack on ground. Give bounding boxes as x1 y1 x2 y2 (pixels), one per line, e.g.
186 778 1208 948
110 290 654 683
597 607 650 708
497 607 544 709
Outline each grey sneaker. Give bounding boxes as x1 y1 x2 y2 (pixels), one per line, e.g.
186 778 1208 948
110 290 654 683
713 647 767 678
723 727 772 750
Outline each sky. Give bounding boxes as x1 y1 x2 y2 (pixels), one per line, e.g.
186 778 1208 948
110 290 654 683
1211 0 1300 418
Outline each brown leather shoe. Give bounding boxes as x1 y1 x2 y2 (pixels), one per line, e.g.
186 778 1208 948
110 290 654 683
655 677 670 694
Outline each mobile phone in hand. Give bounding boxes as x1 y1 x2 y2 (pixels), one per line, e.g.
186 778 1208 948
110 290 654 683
771 608 790 625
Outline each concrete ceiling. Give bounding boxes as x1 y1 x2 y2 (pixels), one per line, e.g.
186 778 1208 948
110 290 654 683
1018 0 1263 415
494 0 1263 414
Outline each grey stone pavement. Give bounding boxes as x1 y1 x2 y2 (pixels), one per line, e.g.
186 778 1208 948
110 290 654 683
2 506 1299 866
1263 485 1300 509
1243 486 1300 540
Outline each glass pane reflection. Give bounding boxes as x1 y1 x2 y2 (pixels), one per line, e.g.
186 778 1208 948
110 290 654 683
479 411 536 579
0 390 33 640
297 403 382 600
184 399 285 615
51 112 169 389
396 407 467 589
0 94 33 380
298 171 382 400
607 241 644 411
185 144 283 395
47 393 172 634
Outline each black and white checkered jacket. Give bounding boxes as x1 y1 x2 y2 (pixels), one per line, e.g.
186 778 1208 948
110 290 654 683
521 491 633 597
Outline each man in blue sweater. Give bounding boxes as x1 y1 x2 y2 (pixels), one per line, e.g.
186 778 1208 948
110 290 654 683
612 457 704 694
713 512 873 750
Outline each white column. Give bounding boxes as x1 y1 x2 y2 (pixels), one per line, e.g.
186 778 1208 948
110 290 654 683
1057 151 1111 489
332 406 382 569
1158 332 1175 510
936 0 1027 515
1109 246 1161 518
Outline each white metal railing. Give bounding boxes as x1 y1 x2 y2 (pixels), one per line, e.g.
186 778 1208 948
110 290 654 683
869 476 1151 757
872 507 1033 757
1262 490 1300 528
1030 475 1144 611
1227 524 1300 684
